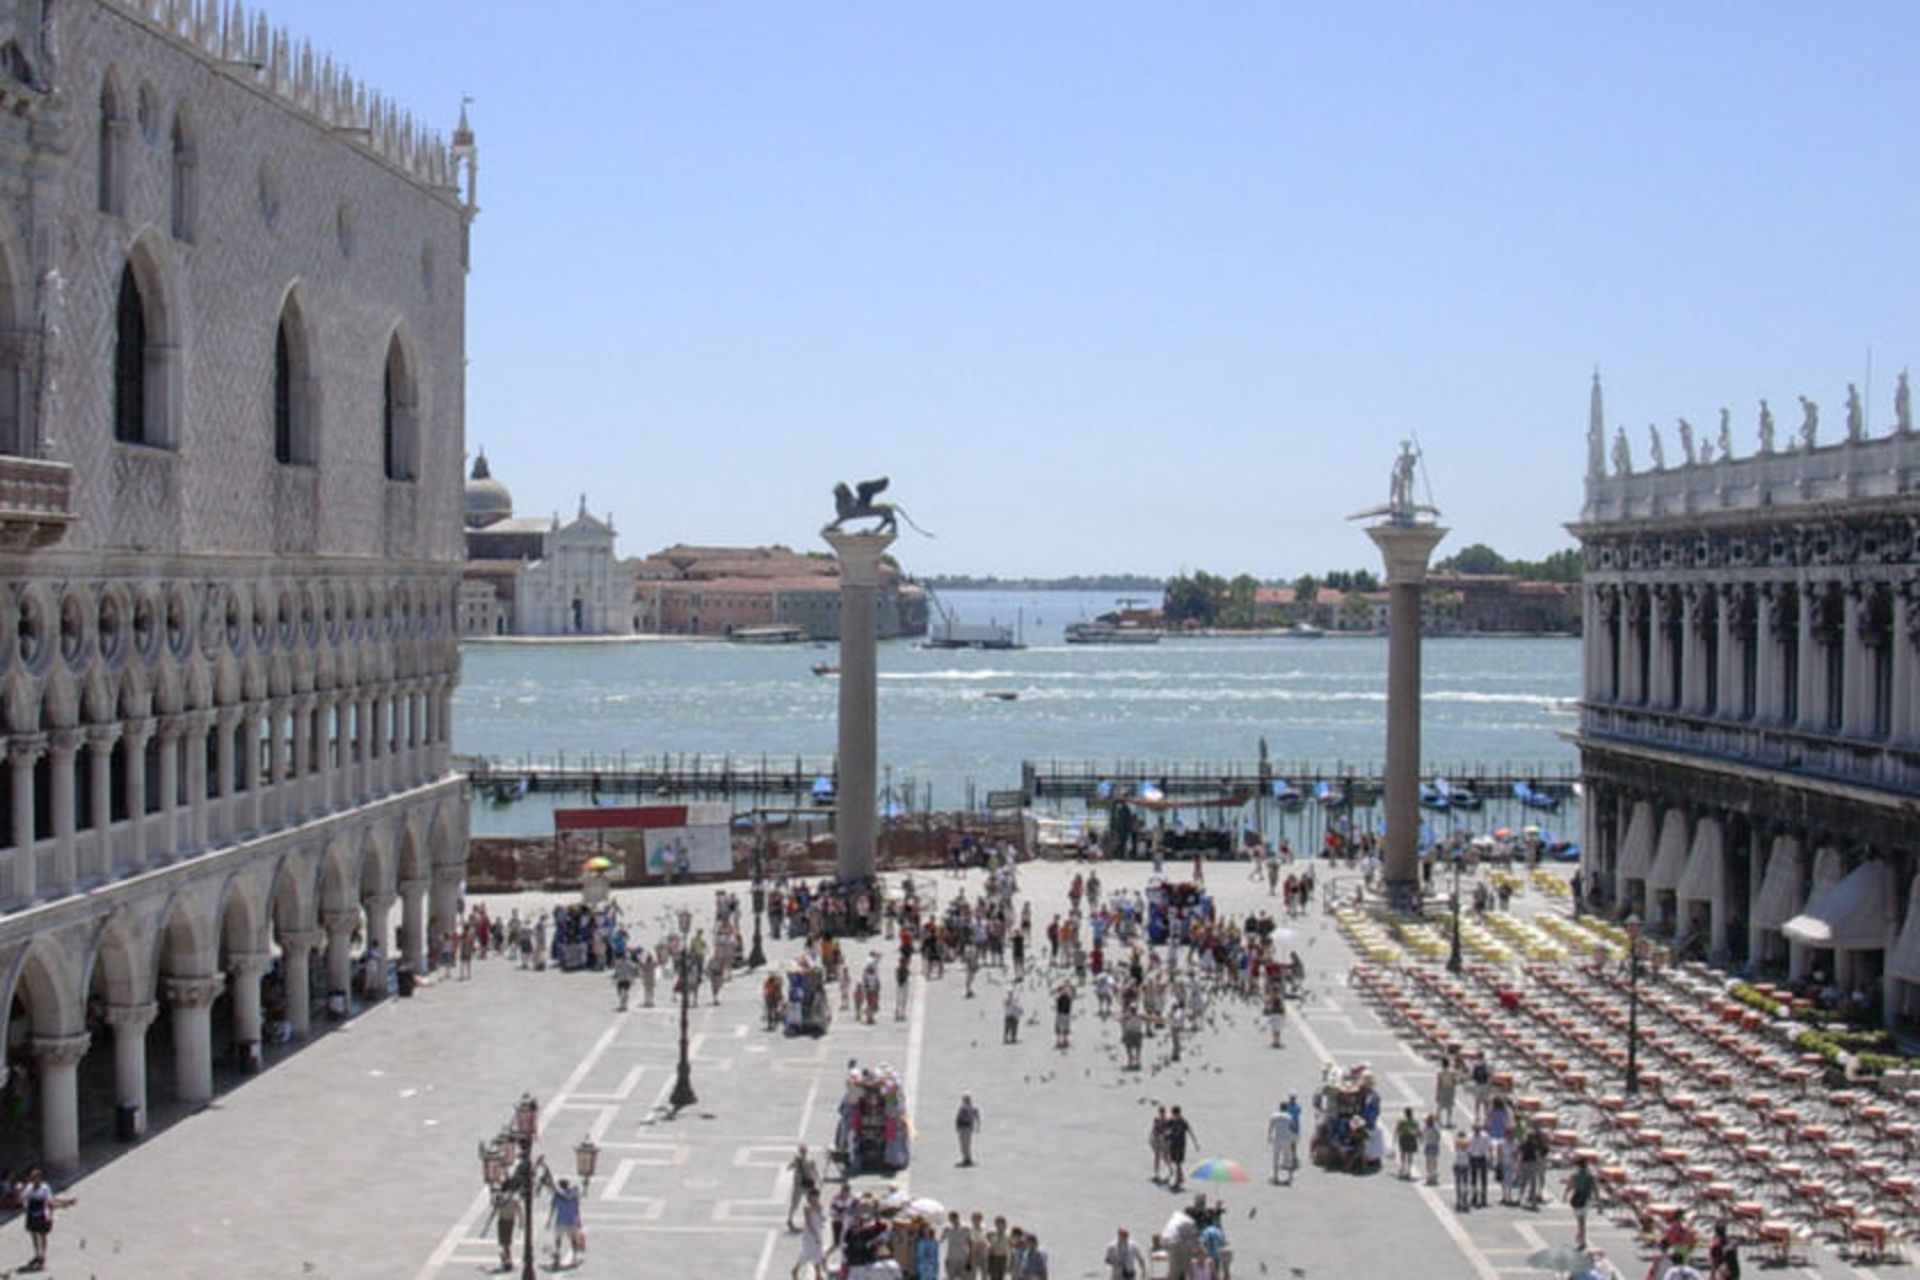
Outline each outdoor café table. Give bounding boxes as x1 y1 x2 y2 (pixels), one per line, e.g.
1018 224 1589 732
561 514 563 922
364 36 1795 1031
1779 1067 1813 1090
1758 1221 1796 1263
1824 1141 1861 1163
1704 1069 1734 1090
1854 1159 1888 1180
1665 1094 1700 1112
1799 1124 1833 1146
1632 1129 1665 1149
1741 1093 1773 1112
1530 1111 1560 1131
1771 1162 1806 1186
1859 1104 1890 1124
1717 1126 1751 1146
1656 1147 1691 1170
1515 1096 1544 1113
1548 1129 1581 1151
1701 1182 1738 1206
1595 1095 1630 1114
1849 1219 1895 1263
1572 1147 1602 1164
1729 1201 1766 1227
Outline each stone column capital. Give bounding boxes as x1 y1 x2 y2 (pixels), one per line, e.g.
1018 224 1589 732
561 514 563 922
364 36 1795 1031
277 928 322 954
821 528 898 587
47 727 82 755
1364 522 1449 585
102 1001 158 1032
362 891 397 913
85 722 124 751
321 908 359 936
163 974 226 1008
214 705 244 730
31 1031 90 1067
431 864 464 888
398 876 429 896
227 951 274 980
7 733 47 767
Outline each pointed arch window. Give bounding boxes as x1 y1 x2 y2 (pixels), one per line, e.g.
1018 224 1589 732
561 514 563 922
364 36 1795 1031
113 266 147 443
382 334 416 482
272 298 312 465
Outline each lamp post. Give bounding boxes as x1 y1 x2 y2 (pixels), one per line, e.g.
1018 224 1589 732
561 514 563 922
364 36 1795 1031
1447 852 1465 975
670 918 699 1112
475 1093 542 1280
1624 913 1643 1097
748 834 767 970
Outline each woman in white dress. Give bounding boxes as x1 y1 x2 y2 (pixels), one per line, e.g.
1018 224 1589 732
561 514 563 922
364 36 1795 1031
792 1188 828 1280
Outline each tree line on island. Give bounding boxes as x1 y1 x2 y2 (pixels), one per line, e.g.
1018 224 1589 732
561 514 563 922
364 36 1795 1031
1163 544 1581 629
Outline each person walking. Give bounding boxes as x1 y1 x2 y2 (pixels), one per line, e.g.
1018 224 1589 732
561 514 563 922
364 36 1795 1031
1421 1113 1443 1185
486 1181 521 1272
16 1167 71 1273
1020 1231 1049 1279
1452 1132 1472 1212
1563 1158 1597 1249
1163 1105 1197 1191
638 947 658 1006
548 1177 585 1270
1434 1057 1458 1127
941 1212 972 1280
1053 982 1075 1048
956 1093 982 1166
1104 1227 1146 1280
613 952 637 1011
786 1143 820 1231
1395 1107 1421 1180
1267 1102 1299 1185
792 1188 828 1280
1467 1124 1492 1207
1003 987 1023 1044
1121 1006 1146 1070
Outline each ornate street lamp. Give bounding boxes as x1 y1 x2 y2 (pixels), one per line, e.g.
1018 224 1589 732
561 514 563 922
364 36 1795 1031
472 1094 539 1280
670 946 699 1112
575 1135 601 1193
1624 914 1643 1097
748 838 768 970
1447 852 1465 975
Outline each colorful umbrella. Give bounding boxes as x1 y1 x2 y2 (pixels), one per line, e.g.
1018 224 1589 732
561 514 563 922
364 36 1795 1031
1188 1158 1250 1184
582 856 614 872
1491 826 1512 840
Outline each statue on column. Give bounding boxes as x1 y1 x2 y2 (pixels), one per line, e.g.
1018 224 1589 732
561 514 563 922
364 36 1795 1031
1846 383 1864 441
1797 396 1819 449
1676 418 1695 465
1758 399 1775 454
1716 408 1733 461
1612 427 1632 476
1646 423 1665 471
1350 441 1440 524
1896 370 1911 434
826 477 932 537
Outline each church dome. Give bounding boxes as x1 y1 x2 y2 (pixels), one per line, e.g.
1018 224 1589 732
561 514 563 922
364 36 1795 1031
465 451 513 528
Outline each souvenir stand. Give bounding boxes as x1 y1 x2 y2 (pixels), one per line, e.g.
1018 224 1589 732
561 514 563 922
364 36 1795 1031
833 1062 910 1176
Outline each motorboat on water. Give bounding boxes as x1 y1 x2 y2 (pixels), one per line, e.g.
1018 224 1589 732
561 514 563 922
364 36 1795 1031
1513 780 1563 811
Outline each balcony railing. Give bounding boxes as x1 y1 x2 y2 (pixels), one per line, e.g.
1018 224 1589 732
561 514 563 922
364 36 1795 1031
0 455 73 548
1579 701 1920 795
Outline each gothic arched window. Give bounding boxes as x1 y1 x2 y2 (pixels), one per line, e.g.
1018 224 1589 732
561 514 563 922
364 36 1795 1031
382 334 416 482
113 265 147 444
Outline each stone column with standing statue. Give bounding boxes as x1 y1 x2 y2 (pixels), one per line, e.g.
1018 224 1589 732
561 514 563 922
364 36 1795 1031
1351 442 1447 910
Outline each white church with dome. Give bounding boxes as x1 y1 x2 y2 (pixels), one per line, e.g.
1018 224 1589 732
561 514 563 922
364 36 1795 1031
460 453 633 636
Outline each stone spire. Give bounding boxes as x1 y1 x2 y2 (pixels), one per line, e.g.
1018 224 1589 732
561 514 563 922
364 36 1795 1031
1587 369 1605 481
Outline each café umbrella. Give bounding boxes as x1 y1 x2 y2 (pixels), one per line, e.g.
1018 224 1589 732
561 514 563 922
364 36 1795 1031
582 856 615 872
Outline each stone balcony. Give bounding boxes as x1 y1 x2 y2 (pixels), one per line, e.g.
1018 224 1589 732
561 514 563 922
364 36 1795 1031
1579 701 1920 797
0 455 73 548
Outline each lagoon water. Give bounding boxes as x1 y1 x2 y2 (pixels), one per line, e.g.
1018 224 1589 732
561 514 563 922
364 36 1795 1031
455 590 1581 837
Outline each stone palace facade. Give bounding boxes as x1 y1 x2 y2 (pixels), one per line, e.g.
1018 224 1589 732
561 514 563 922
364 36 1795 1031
0 0 475 1171
1573 376 1920 1028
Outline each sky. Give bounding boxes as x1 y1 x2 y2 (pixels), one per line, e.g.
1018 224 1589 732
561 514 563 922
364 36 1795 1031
271 2 1920 579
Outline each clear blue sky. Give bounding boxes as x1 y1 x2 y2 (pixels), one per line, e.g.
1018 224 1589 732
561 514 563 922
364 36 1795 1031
275 2 1920 579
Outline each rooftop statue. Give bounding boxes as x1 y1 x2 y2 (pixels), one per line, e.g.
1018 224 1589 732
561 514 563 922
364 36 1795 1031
1676 417 1695 465
1612 427 1632 476
1646 423 1665 471
1798 396 1819 449
1697 439 1713 465
1846 383 1864 441
1759 399 1775 454
1899 370 1913 435
1716 408 1733 461
826 477 932 537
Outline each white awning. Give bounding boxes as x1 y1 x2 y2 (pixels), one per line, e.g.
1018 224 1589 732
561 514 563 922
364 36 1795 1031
1890 876 1920 984
1783 860 1894 950
1750 837 1803 930
1617 802 1653 881
1648 811 1689 893
1678 818 1723 904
